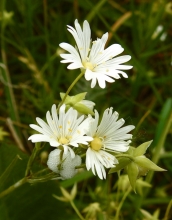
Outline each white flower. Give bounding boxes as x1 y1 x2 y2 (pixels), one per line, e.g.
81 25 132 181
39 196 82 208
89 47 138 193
86 108 135 179
28 104 93 158
59 19 132 89
47 149 81 180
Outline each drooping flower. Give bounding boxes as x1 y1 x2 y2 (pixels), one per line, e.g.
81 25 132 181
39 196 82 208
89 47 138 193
47 148 81 180
59 19 132 89
86 108 135 179
28 104 93 158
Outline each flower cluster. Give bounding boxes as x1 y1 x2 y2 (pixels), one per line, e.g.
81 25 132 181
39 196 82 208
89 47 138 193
28 19 164 183
29 103 134 179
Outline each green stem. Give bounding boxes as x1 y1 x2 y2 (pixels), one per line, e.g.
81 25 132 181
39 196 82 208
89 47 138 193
114 186 131 220
70 200 85 220
0 0 19 123
0 177 28 199
164 199 172 220
43 0 52 74
75 164 86 169
146 104 172 185
25 142 42 177
80 153 86 158
57 71 85 112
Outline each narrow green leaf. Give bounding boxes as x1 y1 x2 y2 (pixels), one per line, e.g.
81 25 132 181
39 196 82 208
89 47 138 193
108 158 131 174
134 156 166 171
152 99 172 151
60 171 93 188
0 155 20 189
127 162 139 192
133 140 153 157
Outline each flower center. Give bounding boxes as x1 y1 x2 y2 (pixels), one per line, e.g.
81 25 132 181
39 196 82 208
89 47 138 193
82 61 94 71
59 137 69 145
90 137 103 151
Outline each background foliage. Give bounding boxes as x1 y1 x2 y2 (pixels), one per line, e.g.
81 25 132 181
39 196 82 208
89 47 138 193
0 0 172 219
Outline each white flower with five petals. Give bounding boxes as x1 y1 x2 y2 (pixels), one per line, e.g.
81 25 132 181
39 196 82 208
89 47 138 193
86 108 135 179
60 19 132 89
28 104 93 158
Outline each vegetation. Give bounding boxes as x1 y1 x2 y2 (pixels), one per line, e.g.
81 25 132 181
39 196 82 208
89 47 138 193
0 0 172 219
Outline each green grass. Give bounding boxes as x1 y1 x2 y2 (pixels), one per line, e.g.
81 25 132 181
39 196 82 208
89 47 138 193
0 0 172 219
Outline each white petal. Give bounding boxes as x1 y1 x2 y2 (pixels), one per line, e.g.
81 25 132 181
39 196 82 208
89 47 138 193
85 69 94 80
86 148 107 179
89 33 108 62
80 100 95 110
28 134 51 142
91 77 97 88
94 44 124 64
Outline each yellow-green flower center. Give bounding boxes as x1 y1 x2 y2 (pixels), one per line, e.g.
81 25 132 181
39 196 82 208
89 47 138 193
82 61 94 71
90 137 103 151
59 137 69 145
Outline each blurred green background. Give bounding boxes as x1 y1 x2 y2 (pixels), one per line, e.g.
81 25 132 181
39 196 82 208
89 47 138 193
0 0 172 219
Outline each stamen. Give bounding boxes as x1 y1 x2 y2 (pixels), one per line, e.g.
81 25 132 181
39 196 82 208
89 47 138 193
90 137 103 151
82 61 94 71
58 137 69 144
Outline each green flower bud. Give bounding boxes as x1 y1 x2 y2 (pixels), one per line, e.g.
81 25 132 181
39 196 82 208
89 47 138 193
53 184 77 202
0 11 14 26
127 162 139 192
60 92 95 115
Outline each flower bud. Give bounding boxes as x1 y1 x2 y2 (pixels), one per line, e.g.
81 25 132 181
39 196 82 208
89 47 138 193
60 92 95 115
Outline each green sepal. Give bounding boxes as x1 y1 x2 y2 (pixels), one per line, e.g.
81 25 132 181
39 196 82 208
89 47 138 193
60 93 71 104
126 146 135 156
108 157 131 174
134 156 166 171
127 162 139 192
135 178 152 196
74 103 94 115
133 140 153 157
60 92 87 105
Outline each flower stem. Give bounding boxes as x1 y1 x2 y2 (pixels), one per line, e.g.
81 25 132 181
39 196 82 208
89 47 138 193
57 71 85 112
25 142 42 177
75 164 86 169
114 186 131 220
70 200 85 220
0 177 28 199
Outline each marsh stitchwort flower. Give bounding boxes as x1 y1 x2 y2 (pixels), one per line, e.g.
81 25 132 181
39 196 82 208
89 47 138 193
86 108 135 179
28 104 93 158
60 19 132 88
